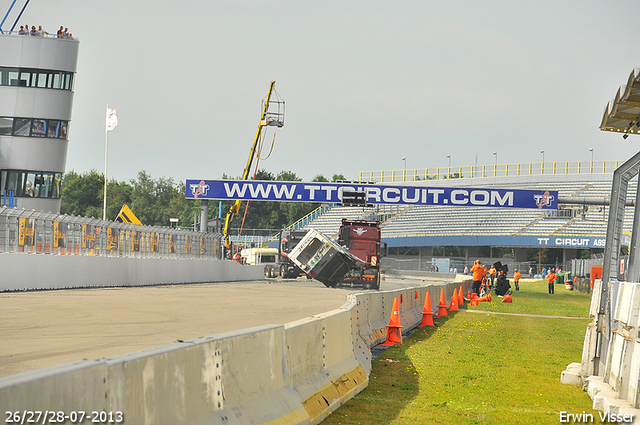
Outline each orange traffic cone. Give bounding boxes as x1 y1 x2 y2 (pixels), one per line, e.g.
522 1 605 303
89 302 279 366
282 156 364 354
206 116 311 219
449 288 459 311
382 297 404 346
502 294 512 303
467 290 471 299
420 292 435 327
458 286 464 307
477 293 492 303
437 288 448 317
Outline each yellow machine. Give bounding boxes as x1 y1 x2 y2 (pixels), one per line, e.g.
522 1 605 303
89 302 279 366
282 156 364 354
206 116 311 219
117 204 142 225
223 81 284 246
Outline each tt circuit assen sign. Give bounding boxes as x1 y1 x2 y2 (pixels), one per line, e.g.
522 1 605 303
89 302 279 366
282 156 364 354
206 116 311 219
185 180 558 210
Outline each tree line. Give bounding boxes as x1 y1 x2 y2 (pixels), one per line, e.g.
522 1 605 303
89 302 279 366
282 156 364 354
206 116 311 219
60 170 346 231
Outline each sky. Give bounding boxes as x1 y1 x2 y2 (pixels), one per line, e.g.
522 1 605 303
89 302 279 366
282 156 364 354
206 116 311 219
3 0 640 184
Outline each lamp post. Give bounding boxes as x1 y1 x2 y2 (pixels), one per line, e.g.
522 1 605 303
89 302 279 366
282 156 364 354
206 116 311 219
493 151 498 176
402 157 406 181
590 147 594 162
540 150 545 174
540 149 545 163
447 154 451 168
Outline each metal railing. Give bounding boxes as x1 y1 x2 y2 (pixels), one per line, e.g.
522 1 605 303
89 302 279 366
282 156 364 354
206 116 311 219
0 207 222 259
360 160 620 183
0 30 77 40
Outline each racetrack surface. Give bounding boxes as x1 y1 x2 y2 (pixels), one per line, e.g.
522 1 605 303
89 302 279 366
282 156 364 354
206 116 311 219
0 277 437 378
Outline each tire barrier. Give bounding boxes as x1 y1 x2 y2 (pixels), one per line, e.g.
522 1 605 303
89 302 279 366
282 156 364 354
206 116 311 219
561 279 640 418
0 280 471 425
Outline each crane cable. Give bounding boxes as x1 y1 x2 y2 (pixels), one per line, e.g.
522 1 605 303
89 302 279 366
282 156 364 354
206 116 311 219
258 128 277 160
237 126 275 242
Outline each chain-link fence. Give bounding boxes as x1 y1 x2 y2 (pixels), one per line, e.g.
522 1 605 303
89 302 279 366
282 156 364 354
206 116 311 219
0 207 222 259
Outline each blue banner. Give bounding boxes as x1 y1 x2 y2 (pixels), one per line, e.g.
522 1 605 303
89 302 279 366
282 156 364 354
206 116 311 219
185 179 558 210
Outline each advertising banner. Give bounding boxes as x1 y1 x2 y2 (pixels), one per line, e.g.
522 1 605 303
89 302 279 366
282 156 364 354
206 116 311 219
150 232 159 252
54 221 67 249
18 218 35 246
82 224 95 250
107 228 118 251
131 230 141 252
185 179 558 210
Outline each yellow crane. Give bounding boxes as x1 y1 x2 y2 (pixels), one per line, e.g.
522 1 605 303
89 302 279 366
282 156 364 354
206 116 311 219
223 81 284 246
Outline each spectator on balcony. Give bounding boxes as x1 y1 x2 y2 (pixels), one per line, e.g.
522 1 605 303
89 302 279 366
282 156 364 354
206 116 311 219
18 26 27 35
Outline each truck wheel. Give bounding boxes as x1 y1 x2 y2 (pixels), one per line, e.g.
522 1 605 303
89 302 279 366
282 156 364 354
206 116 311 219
280 264 286 278
264 266 272 279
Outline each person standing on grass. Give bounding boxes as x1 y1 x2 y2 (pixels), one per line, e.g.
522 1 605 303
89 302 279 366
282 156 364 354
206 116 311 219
489 265 496 287
513 269 521 291
471 259 487 296
546 270 557 294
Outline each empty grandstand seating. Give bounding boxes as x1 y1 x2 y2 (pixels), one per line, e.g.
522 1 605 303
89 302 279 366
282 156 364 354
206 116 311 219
298 174 637 242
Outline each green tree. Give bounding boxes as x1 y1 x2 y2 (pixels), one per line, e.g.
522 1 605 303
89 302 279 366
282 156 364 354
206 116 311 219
129 170 188 227
60 170 104 217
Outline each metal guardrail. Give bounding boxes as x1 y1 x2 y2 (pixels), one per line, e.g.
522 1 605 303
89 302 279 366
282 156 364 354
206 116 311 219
360 160 620 183
0 207 222 259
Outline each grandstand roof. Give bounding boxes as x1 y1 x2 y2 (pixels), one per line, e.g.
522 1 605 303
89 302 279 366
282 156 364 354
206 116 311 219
600 67 640 136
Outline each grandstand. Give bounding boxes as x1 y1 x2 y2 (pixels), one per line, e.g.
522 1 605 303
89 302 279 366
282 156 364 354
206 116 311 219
291 165 636 271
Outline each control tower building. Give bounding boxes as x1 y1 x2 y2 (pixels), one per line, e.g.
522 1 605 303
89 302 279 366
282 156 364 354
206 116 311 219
0 32 79 213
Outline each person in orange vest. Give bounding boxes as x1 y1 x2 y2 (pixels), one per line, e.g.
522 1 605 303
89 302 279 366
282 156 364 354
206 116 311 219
488 265 496 287
546 270 558 294
470 260 487 296
513 269 521 291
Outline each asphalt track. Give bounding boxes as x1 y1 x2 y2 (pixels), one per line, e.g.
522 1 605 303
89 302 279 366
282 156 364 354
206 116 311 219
0 276 436 378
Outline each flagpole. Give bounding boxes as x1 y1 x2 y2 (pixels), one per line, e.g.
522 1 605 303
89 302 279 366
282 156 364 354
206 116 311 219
103 105 108 221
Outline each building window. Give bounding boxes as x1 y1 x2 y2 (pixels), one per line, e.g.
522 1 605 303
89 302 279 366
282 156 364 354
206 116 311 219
13 118 30 136
1 170 62 199
1 117 69 139
0 67 74 91
0 117 11 135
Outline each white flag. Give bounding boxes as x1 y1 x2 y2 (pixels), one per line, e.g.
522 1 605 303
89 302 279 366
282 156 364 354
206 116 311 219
106 108 118 132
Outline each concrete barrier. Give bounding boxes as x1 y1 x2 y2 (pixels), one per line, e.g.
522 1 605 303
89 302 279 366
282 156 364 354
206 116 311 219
0 279 472 424
561 280 640 418
0 254 263 291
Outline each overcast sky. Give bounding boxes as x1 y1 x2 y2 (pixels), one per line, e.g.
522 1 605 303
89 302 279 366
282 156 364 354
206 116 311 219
4 0 640 184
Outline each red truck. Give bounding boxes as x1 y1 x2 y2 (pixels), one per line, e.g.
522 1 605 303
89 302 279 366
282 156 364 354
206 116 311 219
337 219 382 289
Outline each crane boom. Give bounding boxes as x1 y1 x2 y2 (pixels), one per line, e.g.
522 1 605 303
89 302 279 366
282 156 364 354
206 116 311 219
223 81 283 246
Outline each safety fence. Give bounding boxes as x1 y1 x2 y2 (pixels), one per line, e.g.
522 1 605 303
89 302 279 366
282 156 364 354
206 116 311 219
0 206 222 259
360 160 620 183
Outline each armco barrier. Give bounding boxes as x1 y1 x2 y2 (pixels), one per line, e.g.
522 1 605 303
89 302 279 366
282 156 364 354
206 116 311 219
0 279 472 425
0 254 263 291
561 280 640 418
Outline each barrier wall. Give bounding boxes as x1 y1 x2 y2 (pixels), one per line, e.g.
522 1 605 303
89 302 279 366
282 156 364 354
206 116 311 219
0 254 263 291
561 280 640 418
0 278 471 425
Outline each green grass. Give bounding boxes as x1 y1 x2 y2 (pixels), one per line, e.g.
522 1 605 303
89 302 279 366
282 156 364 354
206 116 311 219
322 281 607 425
464 279 593 317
